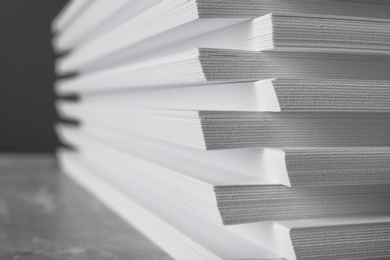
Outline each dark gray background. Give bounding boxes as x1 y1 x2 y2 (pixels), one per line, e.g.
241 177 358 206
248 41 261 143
1 0 68 152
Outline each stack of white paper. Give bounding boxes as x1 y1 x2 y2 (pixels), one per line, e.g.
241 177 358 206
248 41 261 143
57 104 390 149
57 49 390 93
74 79 390 112
53 1 390 259
54 0 390 73
56 125 390 226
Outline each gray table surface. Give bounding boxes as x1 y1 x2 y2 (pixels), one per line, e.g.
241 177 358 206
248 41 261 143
0 154 172 260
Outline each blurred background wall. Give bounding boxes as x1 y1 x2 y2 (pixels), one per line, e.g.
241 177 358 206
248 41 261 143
1 0 68 152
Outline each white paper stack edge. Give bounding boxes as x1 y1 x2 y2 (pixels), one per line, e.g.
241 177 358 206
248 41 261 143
58 149 390 260
58 150 282 260
56 50 390 93
57 103 390 150
72 79 390 112
53 0 390 73
57 124 390 188
56 125 390 226
53 1 390 260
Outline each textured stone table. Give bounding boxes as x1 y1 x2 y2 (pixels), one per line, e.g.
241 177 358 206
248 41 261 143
0 154 172 260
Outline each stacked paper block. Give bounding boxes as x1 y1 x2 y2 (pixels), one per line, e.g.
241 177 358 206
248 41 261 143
53 1 390 259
